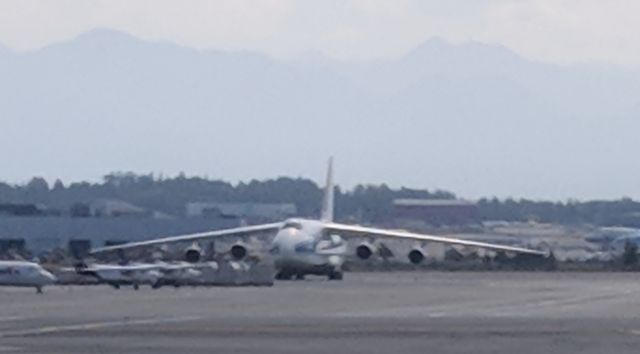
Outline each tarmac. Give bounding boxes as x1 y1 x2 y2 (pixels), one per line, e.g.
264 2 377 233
2 271 640 353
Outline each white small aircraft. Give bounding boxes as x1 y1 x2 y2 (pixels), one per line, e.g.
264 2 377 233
91 159 546 280
0 261 57 293
75 261 213 289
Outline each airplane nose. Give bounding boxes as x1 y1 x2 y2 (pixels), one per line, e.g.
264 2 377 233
42 271 57 283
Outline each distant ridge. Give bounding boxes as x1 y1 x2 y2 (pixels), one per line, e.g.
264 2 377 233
1 29 640 199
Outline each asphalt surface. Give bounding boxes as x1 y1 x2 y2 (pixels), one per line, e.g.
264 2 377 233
2 272 640 353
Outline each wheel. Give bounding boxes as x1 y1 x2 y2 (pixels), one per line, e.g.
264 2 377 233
36 286 43 294
275 271 293 280
133 284 140 291
295 273 305 280
328 271 343 280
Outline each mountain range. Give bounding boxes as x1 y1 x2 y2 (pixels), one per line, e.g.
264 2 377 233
1 29 639 199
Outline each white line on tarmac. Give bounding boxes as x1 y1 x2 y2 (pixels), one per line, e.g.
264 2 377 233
0 345 21 352
0 316 27 322
333 289 636 319
0 315 204 338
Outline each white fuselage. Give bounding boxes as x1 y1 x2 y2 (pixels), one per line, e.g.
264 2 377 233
80 262 211 289
0 261 56 290
85 264 161 285
269 219 347 276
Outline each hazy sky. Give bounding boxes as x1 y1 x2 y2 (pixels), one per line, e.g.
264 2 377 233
1 0 639 66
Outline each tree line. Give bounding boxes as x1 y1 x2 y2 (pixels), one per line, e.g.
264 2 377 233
0 173 453 222
1 173 640 227
477 197 640 227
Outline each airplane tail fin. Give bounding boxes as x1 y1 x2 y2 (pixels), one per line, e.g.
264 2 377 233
320 157 334 222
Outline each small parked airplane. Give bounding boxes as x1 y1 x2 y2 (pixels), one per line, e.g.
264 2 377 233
0 260 57 293
74 261 213 289
92 158 546 280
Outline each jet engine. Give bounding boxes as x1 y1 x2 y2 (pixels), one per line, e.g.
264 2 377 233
230 242 249 260
184 244 203 263
355 242 375 260
408 248 426 264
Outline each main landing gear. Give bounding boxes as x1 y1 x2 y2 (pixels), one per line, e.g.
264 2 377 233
275 269 344 281
275 271 293 280
274 272 307 281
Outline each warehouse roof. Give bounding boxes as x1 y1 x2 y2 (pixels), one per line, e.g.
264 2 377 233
393 199 476 207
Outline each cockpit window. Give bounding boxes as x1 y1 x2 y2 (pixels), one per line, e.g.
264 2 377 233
294 240 316 253
281 221 303 230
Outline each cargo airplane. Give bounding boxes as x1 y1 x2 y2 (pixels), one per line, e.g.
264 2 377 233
91 159 546 280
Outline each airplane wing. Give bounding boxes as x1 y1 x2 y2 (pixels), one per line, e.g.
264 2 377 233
90 223 283 255
324 223 546 256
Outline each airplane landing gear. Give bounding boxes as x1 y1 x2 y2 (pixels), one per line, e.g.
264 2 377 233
275 271 292 280
327 271 343 280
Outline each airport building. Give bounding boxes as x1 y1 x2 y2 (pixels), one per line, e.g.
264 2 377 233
393 199 479 226
0 201 297 256
186 202 297 223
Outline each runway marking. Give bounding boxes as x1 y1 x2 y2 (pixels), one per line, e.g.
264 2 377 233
627 329 640 336
333 289 636 319
427 312 446 318
0 315 204 338
0 345 21 352
0 316 27 322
